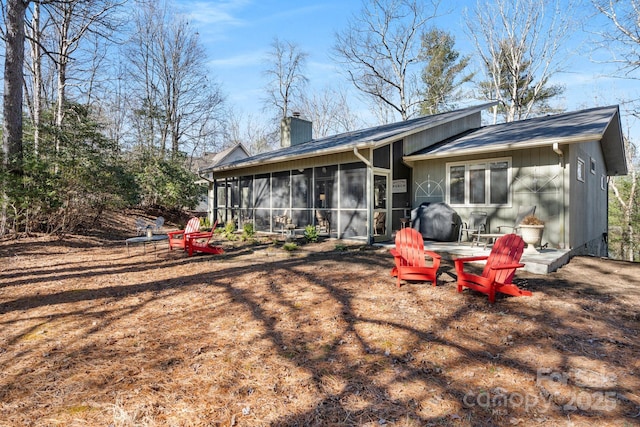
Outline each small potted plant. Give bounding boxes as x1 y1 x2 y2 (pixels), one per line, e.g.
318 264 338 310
519 214 545 253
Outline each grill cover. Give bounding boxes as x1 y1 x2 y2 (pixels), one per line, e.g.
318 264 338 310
411 202 461 241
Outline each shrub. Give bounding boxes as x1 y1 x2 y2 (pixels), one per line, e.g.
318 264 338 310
200 217 212 230
241 223 255 241
303 224 319 243
242 222 255 237
282 242 298 251
224 220 237 240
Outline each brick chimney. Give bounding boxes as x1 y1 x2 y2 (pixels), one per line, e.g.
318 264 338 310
280 112 312 148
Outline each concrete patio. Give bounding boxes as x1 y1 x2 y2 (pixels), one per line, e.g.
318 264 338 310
376 239 571 275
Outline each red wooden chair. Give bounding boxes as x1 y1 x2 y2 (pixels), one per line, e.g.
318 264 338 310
168 217 201 251
390 227 441 288
454 233 532 303
186 221 224 256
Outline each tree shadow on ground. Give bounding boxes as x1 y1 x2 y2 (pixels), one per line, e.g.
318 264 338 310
0 237 638 426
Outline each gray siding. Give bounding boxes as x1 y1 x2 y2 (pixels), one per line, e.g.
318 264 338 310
404 113 481 155
224 147 249 164
412 145 566 248
567 141 608 256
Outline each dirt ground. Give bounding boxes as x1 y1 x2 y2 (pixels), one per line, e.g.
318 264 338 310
0 212 639 426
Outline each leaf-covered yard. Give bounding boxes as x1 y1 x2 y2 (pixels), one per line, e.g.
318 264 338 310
0 217 638 426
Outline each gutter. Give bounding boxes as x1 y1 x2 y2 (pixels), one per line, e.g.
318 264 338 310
553 142 566 249
197 169 215 183
353 147 372 166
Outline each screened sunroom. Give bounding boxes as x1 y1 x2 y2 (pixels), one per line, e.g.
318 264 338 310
213 160 388 241
200 104 494 243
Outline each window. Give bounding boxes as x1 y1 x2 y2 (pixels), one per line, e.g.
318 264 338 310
577 158 585 182
373 145 390 169
447 158 511 206
449 165 465 204
590 157 596 174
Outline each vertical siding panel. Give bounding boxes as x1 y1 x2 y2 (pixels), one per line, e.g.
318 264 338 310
411 147 565 248
568 141 608 255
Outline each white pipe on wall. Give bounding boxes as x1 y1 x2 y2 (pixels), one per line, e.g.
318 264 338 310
553 143 566 249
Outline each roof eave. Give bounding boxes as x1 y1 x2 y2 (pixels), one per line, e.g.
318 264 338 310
403 134 604 164
602 107 628 176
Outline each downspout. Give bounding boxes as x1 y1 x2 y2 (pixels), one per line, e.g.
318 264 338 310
553 143 566 249
354 147 374 243
198 170 216 227
353 146 372 167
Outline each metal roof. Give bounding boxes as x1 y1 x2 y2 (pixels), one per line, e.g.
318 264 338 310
200 102 497 173
201 103 627 177
404 105 627 175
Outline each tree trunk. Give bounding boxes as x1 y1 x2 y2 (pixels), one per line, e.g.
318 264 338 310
2 0 29 237
30 2 42 156
55 12 71 155
3 0 28 174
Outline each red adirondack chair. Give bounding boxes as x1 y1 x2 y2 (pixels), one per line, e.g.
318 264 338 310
168 217 201 250
454 233 532 303
390 227 441 288
186 220 224 256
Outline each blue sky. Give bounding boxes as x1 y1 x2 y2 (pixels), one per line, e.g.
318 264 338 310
174 0 639 138
177 1 355 116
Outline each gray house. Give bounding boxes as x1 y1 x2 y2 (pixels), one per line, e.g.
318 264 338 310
199 103 626 258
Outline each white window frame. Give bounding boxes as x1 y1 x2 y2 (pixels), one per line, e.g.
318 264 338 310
446 157 512 207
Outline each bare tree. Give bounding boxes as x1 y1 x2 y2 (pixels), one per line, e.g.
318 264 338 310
332 0 442 122
125 1 162 150
3 0 29 175
125 0 225 157
262 37 308 120
46 0 125 153
229 115 272 155
24 1 44 155
1 0 29 236
466 0 572 122
591 1 640 260
609 136 638 261
591 0 640 79
298 86 365 138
